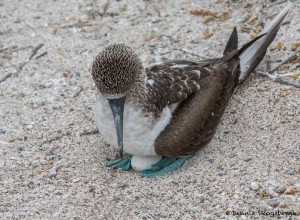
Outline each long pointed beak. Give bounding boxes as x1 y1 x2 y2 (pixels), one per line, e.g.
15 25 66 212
107 96 126 159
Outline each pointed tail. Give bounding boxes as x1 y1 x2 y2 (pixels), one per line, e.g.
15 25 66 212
238 5 290 84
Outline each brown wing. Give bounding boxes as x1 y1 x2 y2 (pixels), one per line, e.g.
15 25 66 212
146 59 218 111
154 60 240 158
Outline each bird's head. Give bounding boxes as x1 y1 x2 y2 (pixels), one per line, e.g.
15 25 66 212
92 44 143 99
91 44 143 159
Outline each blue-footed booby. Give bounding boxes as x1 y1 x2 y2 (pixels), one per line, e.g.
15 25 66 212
91 6 289 177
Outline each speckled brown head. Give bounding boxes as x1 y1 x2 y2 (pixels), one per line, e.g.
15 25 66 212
92 44 143 98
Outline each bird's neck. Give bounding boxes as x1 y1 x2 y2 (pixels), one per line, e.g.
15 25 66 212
128 70 147 100
127 70 157 117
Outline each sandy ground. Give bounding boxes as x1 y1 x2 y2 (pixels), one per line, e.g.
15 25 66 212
1 0 300 219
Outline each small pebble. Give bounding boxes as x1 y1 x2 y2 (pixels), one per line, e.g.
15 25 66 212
26 124 33 130
40 159 48 165
54 190 63 195
250 182 260 190
244 158 252 162
274 184 286 194
39 145 47 151
27 181 34 189
218 171 226 176
208 158 214 163
72 178 81 183
266 198 280 208
48 154 62 160
287 169 296 175
82 83 91 90
267 187 278 197
265 180 280 187
289 100 298 108
52 104 61 110
48 168 57 178
287 112 294 116
17 146 24 151
260 201 273 211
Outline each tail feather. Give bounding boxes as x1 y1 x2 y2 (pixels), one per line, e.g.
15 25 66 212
238 33 266 56
223 27 238 54
238 5 290 84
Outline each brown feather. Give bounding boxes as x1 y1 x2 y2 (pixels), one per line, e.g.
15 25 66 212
152 58 240 157
146 60 212 111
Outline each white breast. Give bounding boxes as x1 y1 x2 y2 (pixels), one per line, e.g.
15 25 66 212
94 93 177 156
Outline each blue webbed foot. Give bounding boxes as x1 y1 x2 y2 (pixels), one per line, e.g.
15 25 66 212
141 155 194 178
105 155 132 170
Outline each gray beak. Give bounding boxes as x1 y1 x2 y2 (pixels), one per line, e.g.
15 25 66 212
107 96 126 159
